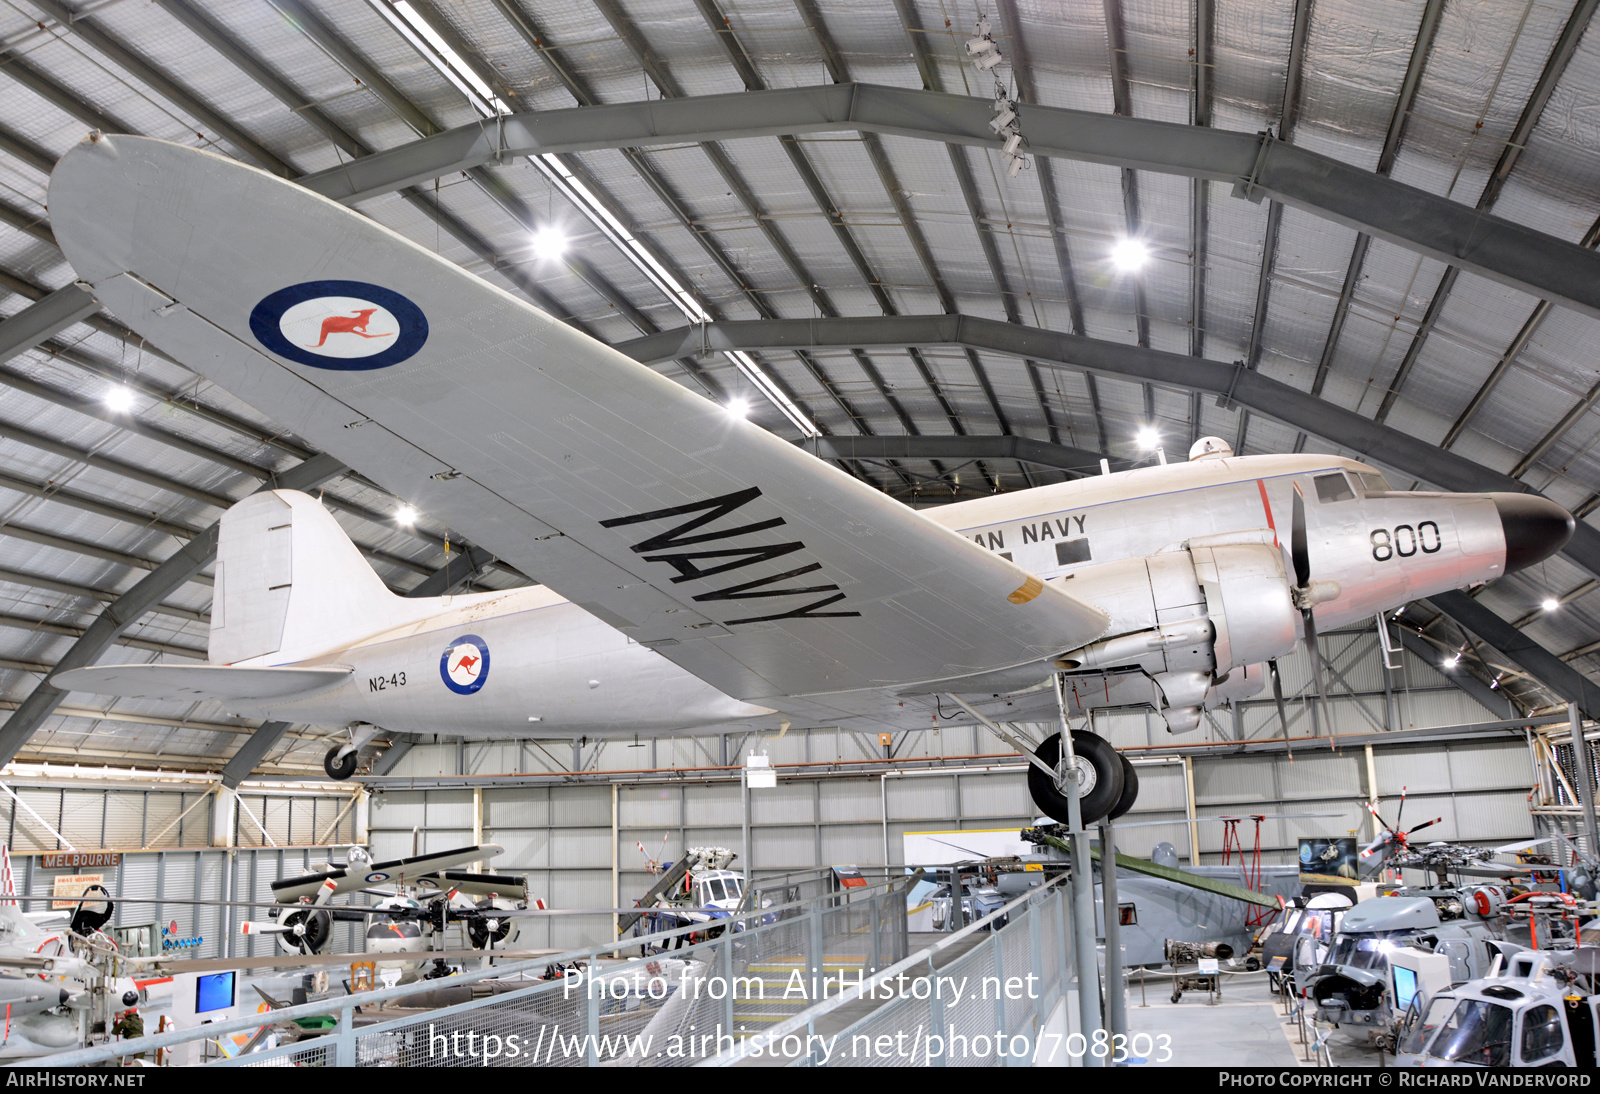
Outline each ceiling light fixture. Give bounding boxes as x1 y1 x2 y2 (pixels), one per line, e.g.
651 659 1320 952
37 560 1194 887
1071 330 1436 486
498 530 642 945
727 398 750 419
1136 426 1160 450
1444 652 1461 668
1543 597 1560 611
395 505 418 526
531 225 567 262
104 385 135 413
1110 238 1150 273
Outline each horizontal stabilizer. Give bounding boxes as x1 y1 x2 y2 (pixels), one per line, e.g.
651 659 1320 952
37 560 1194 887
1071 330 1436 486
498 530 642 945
423 871 529 901
51 663 351 702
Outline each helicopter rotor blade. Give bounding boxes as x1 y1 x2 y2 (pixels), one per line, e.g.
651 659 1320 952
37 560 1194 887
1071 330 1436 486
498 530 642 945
1407 817 1444 836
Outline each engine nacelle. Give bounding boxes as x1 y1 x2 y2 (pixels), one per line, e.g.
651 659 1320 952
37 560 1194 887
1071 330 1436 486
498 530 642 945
1054 534 1297 734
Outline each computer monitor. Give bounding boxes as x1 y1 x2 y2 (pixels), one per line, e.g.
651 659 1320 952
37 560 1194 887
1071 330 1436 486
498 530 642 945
195 971 236 1014
1392 964 1419 1010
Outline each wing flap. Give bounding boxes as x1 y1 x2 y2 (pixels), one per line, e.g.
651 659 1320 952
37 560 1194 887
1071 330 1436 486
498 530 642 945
51 663 352 702
50 137 1110 704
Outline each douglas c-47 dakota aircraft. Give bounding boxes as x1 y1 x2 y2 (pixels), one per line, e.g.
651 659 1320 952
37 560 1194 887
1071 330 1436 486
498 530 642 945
45 136 1575 825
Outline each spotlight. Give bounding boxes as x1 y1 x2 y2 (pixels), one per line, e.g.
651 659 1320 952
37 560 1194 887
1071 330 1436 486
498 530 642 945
974 49 1004 71
1002 132 1022 156
395 505 418 526
727 398 750 419
1110 238 1150 273
1005 154 1025 179
1543 597 1560 611
988 106 1016 132
1136 426 1160 450
104 385 135 413
965 36 995 55
531 226 567 262
1444 653 1461 668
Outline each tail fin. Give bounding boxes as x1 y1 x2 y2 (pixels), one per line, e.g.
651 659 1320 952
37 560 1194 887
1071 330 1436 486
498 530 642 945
211 490 446 665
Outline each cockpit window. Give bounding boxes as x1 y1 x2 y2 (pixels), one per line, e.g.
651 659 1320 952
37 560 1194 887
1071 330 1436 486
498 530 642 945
1400 995 1455 1055
1327 930 1407 970
1520 1004 1564 1062
1314 473 1355 503
1357 472 1390 494
1434 999 1513 1067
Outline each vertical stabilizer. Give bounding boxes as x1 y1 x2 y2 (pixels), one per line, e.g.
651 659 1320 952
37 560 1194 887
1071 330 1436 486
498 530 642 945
211 491 459 665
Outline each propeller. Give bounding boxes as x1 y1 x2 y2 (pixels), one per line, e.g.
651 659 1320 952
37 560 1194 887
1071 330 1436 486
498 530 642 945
1268 659 1293 760
1290 484 1337 751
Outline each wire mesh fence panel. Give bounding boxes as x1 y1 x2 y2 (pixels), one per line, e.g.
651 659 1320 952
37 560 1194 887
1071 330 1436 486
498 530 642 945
236 1040 333 1067
782 882 1073 1067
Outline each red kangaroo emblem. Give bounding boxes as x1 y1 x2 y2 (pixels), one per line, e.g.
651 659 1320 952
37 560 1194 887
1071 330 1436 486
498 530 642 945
308 308 395 348
451 653 481 678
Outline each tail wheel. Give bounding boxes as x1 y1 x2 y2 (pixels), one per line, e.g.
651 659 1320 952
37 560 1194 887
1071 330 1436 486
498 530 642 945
324 747 358 780
1026 731 1124 826
1108 754 1140 820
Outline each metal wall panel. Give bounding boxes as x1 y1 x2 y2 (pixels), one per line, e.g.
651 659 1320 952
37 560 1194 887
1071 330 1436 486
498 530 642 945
1125 761 1187 811
484 787 551 829
682 783 739 827
1447 740 1534 791
103 793 144 847
750 781 815 825
60 789 103 848
956 772 1030 819
553 786 613 828
885 776 957 821
818 779 881 823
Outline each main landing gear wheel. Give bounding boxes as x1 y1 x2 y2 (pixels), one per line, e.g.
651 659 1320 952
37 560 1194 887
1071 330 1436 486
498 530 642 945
324 747 358 781
1108 755 1140 821
1027 731 1124 826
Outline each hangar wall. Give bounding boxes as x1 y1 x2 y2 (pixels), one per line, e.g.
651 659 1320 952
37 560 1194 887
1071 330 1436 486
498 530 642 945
0 629 1543 955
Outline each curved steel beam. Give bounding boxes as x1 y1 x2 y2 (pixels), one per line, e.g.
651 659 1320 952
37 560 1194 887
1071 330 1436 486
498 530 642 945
300 83 1600 320
613 315 1600 581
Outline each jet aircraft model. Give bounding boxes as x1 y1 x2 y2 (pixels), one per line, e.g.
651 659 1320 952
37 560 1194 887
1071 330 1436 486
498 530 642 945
44 136 1576 826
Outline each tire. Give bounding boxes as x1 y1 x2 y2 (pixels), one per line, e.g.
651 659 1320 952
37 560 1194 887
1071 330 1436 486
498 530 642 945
1108 754 1140 820
324 746 358 780
1027 731 1124 826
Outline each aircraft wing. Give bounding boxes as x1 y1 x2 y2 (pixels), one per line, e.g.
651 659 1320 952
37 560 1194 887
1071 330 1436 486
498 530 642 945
271 844 502 902
48 137 1108 711
51 664 351 701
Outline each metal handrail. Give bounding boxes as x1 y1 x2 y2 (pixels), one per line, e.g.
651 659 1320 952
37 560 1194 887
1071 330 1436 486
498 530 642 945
698 872 1069 1067
34 876 909 1066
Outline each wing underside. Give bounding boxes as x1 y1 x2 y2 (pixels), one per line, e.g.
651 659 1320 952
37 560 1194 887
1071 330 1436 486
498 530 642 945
48 137 1108 710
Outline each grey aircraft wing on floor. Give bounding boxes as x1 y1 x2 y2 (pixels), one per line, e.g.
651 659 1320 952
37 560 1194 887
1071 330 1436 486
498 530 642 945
48 135 1108 725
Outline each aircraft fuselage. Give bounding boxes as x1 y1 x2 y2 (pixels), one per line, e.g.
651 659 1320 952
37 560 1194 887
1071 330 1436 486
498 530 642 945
223 451 1564 740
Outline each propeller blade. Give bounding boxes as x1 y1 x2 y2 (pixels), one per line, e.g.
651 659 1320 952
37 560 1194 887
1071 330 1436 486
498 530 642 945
1395 787 1407 834
1291 485 1334 751
1269 659 1293 760
1407 817 1444 836
1302 604 1335 751
1291 483 1312 587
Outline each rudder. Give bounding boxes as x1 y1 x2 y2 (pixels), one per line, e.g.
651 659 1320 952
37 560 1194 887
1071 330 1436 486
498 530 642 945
211 490 437 665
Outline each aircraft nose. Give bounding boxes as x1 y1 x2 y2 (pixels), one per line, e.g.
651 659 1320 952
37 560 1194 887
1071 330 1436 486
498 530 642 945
1491 493 1575 572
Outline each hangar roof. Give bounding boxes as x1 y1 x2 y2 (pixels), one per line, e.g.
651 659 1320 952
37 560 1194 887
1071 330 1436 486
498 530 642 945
0 0 1594 774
